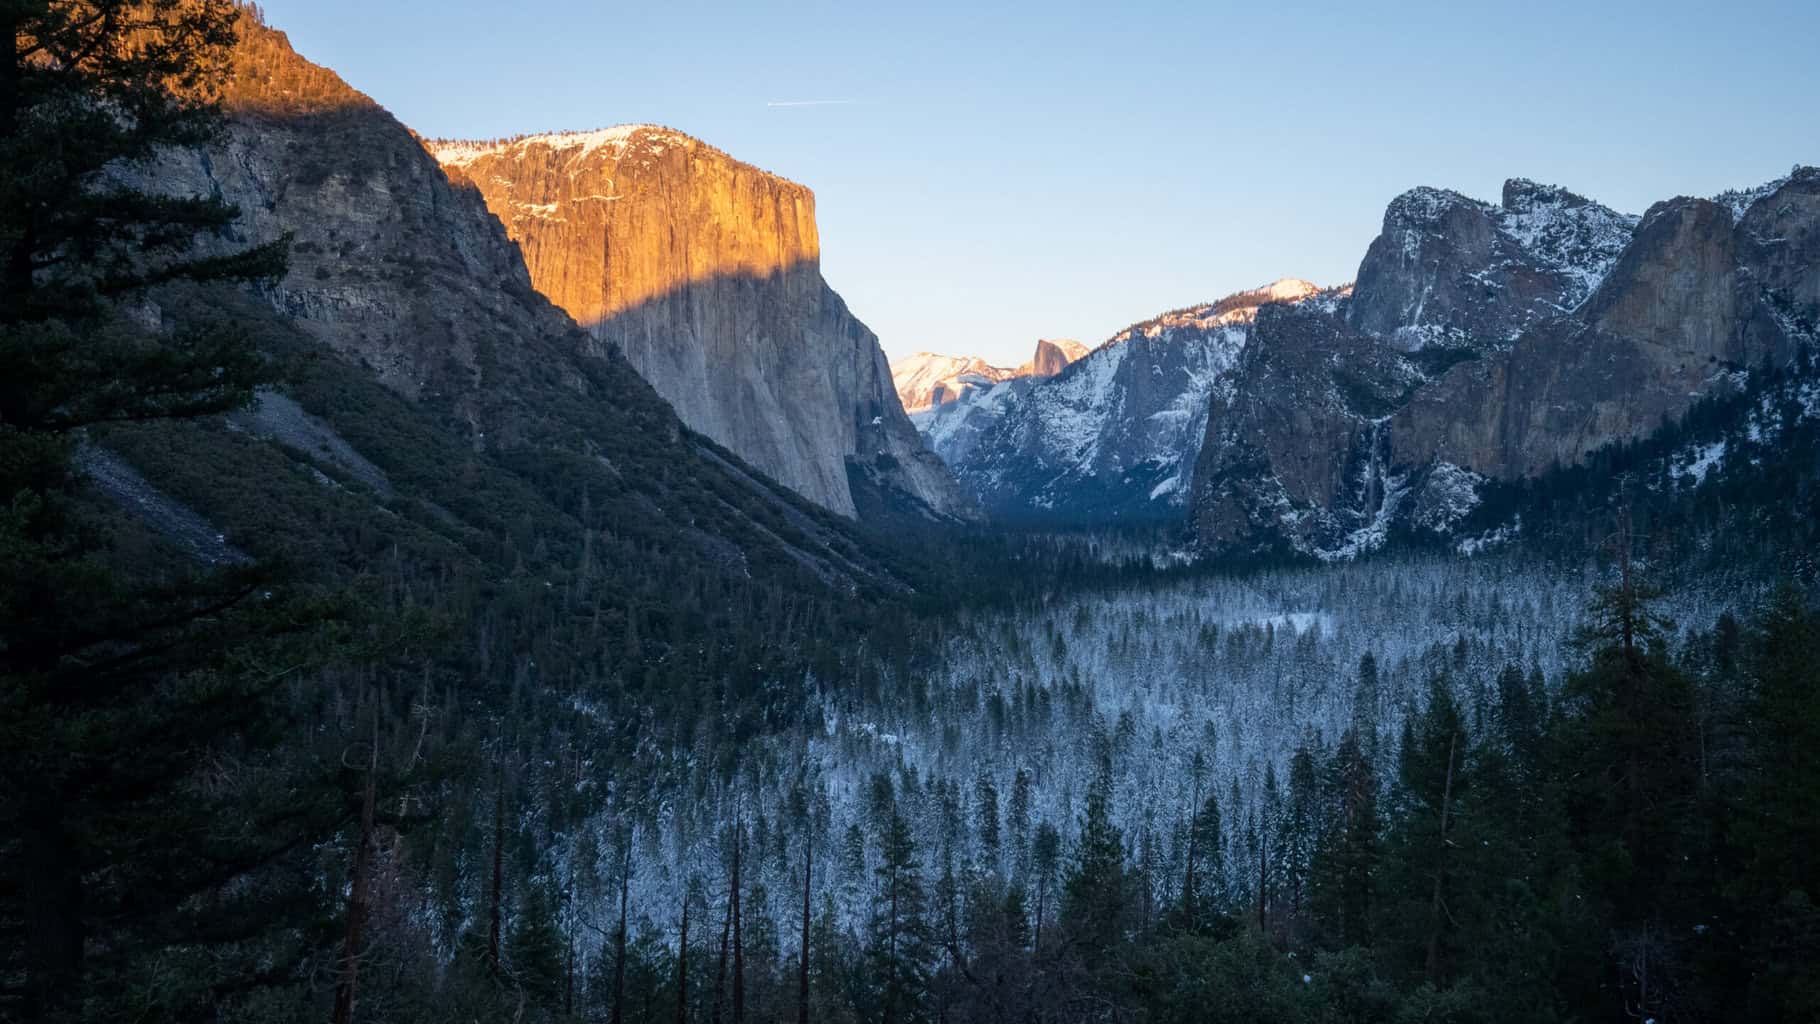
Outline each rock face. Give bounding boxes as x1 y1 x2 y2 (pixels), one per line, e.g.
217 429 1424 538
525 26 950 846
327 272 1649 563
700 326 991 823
1020 339 1091 380
1191 171 1820 558
430 130 971 521
920 280 1322 521
1347 181 1636 350
891 338 1089 414
131 11 915 592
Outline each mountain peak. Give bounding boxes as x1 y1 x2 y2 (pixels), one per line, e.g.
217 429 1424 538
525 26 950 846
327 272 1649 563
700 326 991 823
1019 338 1090 379
1384 186 1485 226
1501 177 1596 211
1259 278 1321 302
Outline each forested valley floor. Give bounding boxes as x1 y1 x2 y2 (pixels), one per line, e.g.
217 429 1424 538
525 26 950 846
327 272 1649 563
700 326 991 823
5 3 1820 1022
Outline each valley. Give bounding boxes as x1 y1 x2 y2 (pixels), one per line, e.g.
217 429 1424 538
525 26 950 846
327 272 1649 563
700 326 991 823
1 4 1816 1024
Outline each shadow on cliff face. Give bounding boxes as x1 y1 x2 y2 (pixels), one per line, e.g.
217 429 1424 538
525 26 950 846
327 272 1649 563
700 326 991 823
215 10 970 526
564 260 972 525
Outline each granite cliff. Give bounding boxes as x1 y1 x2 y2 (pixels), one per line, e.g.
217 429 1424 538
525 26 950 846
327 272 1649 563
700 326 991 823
430 129 972 521
122 10 916 596
1191 171 1820 558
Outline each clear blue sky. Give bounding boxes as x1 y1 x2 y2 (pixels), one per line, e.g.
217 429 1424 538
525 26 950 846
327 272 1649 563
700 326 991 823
257 0 1817 366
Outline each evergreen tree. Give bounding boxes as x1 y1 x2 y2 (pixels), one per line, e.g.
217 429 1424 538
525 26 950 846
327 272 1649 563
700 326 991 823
1178 753 1225 929
974 772 1001 872
1061 768 1128 963
1728 585 1820 1017
862 807 929 1024
1007 767 1033 881
1281 743 1321 937
506 885 568 1011
1029 822 1061 954
1381 675 1468 984
1311 726 1379 949
0 4 371 1021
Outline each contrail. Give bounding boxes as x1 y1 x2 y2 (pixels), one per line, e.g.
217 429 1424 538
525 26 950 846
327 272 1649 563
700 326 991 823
765 99 859 107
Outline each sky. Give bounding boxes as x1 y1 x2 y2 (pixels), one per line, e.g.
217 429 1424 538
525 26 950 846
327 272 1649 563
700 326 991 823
255 0 1818 367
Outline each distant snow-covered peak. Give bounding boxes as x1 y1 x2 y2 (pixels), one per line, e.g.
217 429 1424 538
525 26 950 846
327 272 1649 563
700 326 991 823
891 352 1014 413
1260 277 1321 302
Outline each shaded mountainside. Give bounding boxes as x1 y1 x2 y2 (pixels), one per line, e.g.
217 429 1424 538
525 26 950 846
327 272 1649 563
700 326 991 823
1192 170 1820 559
107 12 933 712
428 128 972 522
891 338 1090 414
919 279 1325 523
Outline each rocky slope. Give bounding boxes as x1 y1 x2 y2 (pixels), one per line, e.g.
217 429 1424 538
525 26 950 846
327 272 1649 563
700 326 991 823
919 279 1323 521
428 129 971 521
120 9 918 598
891 338 1089 414
1192 171 1820 558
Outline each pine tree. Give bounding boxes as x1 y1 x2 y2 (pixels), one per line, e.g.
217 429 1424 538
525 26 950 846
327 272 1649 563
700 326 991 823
1062 769 1128 963
1007 768 1033 881
1179 755 1226 929
867 809 930 1024
0 4 366 1020
1312 726 1379 949
1386 675 1467 984
1729 585 1820 1015
506 885 567 1010
1281 743 1321 937
975 771 1001 871
1557 558 1699 923
1030 822 1060 955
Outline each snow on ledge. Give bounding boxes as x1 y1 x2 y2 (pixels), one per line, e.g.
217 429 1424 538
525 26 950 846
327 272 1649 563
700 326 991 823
429 124 689 167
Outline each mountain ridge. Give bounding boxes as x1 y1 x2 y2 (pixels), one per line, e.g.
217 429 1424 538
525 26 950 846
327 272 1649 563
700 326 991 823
1192 168 1820 559
914 278 1332 521
891 337 1090 415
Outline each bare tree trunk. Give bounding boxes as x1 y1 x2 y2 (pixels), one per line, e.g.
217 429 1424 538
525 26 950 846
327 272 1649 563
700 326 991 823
731 829 744 1024
1256 831 1268 934
675 888 690 1024
332 711 381 1024
885 862 900 1024
1181 777 1201 927
1033 875 1045 957
488 772 505 974
710 883 731 1024
1424 730 1459 983
798 843 812 1024
611 839 631 1024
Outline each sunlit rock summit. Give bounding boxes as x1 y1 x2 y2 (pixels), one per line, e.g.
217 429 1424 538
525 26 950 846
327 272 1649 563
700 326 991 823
431 128 973 522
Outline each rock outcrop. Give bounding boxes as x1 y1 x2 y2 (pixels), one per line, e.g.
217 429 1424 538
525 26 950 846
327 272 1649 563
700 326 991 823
1346 180 1636 350
1191 171 1820 558
430 129 972 521
1019 339 1091 380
